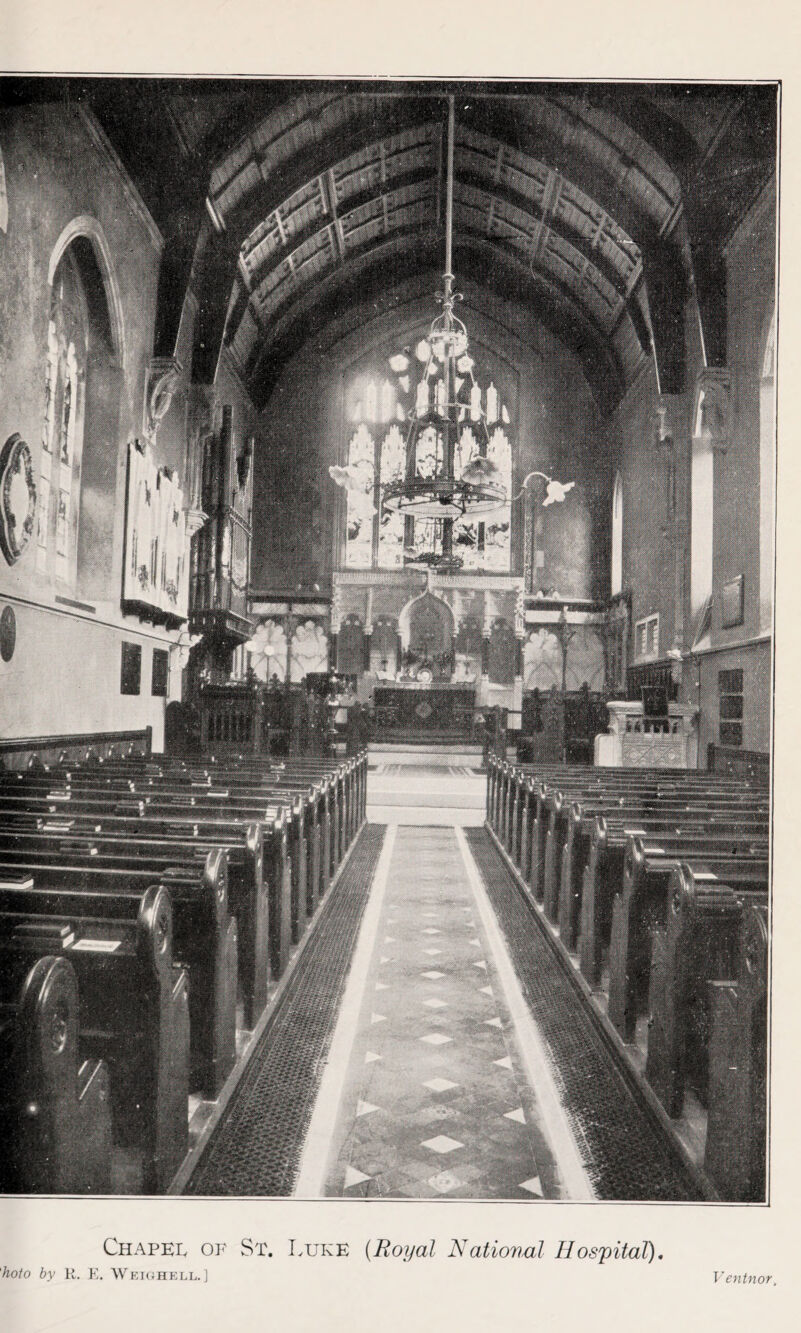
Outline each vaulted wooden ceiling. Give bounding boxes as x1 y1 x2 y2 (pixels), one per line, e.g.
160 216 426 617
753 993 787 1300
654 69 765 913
6 78 778 414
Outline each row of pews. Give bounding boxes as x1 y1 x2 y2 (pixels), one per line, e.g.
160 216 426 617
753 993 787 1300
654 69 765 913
486 755 770 1201
0 740 367 1194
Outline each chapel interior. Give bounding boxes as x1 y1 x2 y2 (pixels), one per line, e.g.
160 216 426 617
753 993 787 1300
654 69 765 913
0 79 776 1203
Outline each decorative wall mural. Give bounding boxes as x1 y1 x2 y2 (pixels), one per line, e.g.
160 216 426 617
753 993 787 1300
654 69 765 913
290 619 328 681
0 434 36 565
246 618 287 682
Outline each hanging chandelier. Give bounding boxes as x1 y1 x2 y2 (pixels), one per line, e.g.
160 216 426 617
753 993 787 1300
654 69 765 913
381 97 506 541
330 95 575 570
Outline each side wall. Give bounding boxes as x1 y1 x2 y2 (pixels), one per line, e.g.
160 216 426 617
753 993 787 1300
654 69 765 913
612 181 775 759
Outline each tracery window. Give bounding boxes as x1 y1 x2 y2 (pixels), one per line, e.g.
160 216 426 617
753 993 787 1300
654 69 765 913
343 345 513 571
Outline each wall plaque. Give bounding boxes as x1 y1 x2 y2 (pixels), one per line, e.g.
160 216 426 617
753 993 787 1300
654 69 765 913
122 440 189 624
0 605 16 662
0 434 36 565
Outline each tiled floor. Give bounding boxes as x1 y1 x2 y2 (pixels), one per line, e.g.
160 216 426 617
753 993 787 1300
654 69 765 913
315 825 579 1200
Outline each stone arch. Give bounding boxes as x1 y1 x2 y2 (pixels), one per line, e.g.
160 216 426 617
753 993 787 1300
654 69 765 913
398 588 454 655
48 216 125 368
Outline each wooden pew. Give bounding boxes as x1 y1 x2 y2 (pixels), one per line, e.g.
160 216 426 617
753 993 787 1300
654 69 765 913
2 772 318 951
644 863 769 1119
0 780 303 990
0 846 236 1098
0 954 112 1193
558 798 768 950
606 836 768 1041
540 782 766 922
0 883 189 1192
578 813 768 988
704 902 768 1201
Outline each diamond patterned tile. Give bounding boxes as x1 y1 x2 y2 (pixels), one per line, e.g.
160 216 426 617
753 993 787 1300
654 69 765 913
345 1166 372 1188
322 826 559 1204
421 1135 463 1154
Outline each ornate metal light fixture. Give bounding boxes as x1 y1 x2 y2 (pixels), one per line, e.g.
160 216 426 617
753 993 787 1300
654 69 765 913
330 96 575 567
380 96 506 556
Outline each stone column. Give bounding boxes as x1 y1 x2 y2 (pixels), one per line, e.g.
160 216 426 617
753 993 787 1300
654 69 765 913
513 585 526 716
363 587 373 675
329 581 342 672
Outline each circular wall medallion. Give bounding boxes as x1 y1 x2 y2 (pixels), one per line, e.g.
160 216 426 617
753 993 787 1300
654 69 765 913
0 605 15 662
0 434 36 565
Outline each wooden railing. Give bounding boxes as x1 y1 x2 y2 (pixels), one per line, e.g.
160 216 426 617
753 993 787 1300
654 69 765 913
708 743 770 786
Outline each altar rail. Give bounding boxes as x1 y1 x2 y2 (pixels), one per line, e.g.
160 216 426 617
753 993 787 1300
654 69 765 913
0 728 153 771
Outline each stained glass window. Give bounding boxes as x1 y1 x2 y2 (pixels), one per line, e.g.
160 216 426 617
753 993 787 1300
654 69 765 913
378 424 405 567
343 341 514 571
344 422 375 568
37 250 88 583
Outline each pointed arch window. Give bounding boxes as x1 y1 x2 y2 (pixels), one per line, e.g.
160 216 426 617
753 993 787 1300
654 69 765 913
342 341 514 572
36 247 89 583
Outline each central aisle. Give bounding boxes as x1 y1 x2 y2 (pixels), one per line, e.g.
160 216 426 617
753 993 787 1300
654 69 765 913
295 824 593 1201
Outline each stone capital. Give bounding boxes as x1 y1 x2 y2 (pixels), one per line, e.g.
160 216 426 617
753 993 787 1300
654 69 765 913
655 393 684 451
144 355 183 443
692 367 731 455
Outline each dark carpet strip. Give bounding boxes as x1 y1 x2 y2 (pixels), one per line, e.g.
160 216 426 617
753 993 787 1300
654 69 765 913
184 825 387 1196
465 827 702 1202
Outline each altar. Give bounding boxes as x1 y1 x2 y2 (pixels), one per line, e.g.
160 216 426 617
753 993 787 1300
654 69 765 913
373 682 476 737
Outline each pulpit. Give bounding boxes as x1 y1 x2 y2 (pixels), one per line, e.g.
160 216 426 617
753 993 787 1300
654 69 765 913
595 700 699 768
